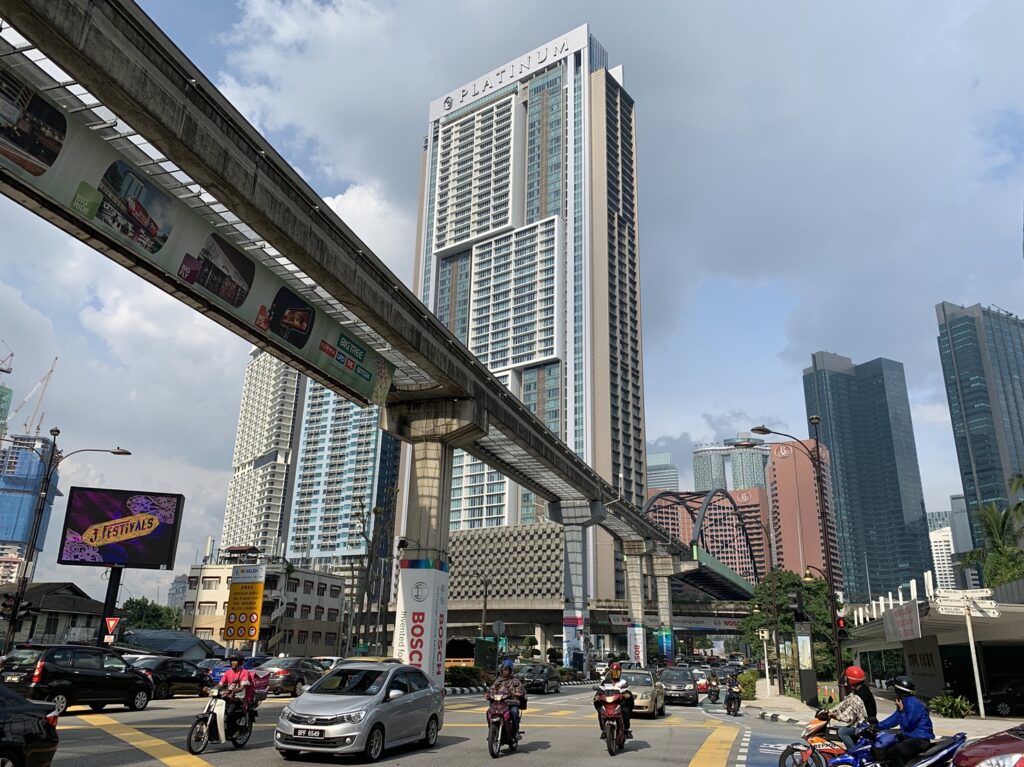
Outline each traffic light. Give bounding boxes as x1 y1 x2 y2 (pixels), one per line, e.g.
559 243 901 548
0 592 14 621
15 601 34 621
836 616 849 642
787 590 806 620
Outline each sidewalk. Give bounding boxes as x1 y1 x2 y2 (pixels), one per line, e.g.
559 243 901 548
745 678 1017 740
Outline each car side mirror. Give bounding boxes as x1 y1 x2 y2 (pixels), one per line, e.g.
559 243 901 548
388 689 405 701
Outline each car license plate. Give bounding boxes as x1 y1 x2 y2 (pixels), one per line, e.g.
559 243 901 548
4 674 21 683
294 728 324 739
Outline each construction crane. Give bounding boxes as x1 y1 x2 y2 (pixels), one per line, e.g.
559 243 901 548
0 338 12 375
0 357 58 437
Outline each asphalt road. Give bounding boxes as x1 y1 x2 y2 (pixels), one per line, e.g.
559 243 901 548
52 688 805 767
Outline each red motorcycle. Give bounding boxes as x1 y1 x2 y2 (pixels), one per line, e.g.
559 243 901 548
778 710 846 767
594 684 628 756
484 691 521 758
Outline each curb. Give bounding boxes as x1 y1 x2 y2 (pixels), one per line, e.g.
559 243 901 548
443 680 590 696
755 710 802 724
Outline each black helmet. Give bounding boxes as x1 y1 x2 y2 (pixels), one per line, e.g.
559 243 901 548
893 676 915 695
229 652 245 663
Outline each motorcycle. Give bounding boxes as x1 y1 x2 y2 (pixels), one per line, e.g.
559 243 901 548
826 723 966 767
594 684 628 756
187 685 258 754
779 709 847 767
707 680 720 704
724 681 742 716
485 691 522 758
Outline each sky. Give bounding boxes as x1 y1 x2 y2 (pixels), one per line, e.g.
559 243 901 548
4 0 1024 603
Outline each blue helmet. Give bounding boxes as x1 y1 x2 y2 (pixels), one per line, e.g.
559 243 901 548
500 659 515 672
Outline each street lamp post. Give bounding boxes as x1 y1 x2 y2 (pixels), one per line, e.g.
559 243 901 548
1 428 130 653
750 416 844 698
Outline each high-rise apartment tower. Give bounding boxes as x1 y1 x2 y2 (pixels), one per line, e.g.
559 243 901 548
413 26 647 557
693 435 770 492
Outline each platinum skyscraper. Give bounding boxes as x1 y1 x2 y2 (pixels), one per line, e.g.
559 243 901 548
414 26 646 602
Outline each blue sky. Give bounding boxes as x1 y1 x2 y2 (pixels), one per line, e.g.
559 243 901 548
4 0 1024 601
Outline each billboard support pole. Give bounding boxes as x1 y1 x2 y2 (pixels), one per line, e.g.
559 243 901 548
97 566 123 647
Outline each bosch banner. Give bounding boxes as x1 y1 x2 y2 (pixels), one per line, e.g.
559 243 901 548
394 559 449 686
627 623 647 668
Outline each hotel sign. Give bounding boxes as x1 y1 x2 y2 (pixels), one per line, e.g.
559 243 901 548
429 25 590 121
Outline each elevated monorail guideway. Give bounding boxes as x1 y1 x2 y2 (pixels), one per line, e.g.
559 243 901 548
0 0 752 683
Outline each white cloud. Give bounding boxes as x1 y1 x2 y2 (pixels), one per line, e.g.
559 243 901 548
912 402 954 427
323 183 416 284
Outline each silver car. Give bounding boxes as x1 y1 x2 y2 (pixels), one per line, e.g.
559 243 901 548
274 662 444 762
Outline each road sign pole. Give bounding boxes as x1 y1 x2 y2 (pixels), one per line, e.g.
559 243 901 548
964 594 986 719
763 637 772 696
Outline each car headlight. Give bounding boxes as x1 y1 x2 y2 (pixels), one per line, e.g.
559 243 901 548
639 692 651 700
977 755 1024 767
338 711 366 724
281 706 293 718
685 684 694 690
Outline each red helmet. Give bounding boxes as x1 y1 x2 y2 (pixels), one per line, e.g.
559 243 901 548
610 662 622 671
844 666 866 685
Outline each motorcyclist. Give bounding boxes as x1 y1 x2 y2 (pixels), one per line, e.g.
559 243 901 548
217 652 253 735
826 666 877 750
486 659 526 738
723 672 742 713
594 661 633 739
872 676 934 767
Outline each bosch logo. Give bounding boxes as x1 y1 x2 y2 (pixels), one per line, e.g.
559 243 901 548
412 582 429 602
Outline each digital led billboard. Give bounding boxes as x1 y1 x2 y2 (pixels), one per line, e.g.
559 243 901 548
57 487 184 570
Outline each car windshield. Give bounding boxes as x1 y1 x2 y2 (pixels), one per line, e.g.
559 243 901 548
197 659 220 668
132 658 166 669
310 668 386 696
2 648 41 668
621 672 653 687
660 670 693 683
520 665 546 675
261 658 298 668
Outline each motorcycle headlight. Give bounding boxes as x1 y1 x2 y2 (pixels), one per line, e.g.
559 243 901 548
977 755 1024 767
338 710 366 724
639 692 652 700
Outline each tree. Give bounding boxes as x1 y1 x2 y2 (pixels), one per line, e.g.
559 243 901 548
122 597 178 631
961 502 1024 587
740 569 844 680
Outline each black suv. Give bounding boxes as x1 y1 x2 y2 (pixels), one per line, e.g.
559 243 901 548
1 645 154 715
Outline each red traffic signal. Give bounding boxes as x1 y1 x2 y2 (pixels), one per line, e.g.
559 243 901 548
836 616 849 641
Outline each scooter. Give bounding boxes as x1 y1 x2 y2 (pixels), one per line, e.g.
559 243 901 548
724 681 742 716
707 679 720 704
485 691 522 758
779 708 847 767
826 723 967 767
187 686 257 754
594 684 628 756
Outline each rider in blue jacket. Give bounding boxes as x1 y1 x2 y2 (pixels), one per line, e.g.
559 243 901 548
873 676 934 767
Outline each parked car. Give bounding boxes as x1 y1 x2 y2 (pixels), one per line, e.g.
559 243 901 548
331 657 402 669
619 670 665 717
954 724 1024 766
313 656 345 670
120 654 162 665
518 663 560 694
274 662 444 762
983 681 1024 717
196 658 221 671
594 661 609 677
0 685 59 767
130 656 208 699
260 657 326 696
659 667 698 706
207 656 270 685
0 644 153 715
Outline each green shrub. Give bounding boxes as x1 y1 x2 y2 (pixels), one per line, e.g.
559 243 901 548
558 666 580 682
928 695 975 719
445 666 484 688
481 671 496 687
738 670 759 701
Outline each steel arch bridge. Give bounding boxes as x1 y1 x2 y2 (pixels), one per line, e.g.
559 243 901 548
640 488 764 586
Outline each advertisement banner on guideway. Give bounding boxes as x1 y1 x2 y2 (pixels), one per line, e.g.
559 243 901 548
394 559 449 686
0 61 395 407
627 623 646 667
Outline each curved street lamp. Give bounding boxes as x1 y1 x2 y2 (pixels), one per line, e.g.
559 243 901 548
2 427 130 652
746 416 845 698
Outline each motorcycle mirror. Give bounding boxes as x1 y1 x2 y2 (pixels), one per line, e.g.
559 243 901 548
827 695 834 705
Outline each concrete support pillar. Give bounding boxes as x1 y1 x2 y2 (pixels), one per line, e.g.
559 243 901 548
384 400 487 686
623 539 653 667
653 554 676 665
550 499 604 676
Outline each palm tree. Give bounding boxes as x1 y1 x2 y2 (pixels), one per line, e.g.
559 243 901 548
961 503 1024 587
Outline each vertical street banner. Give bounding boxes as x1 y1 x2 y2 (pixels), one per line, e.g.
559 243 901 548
224 565 266 644
627 623 647 668
394 559 449 686
657 627 674 665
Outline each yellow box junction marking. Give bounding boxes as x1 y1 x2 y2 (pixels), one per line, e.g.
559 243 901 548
82 713 213 767
690 722 739 767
